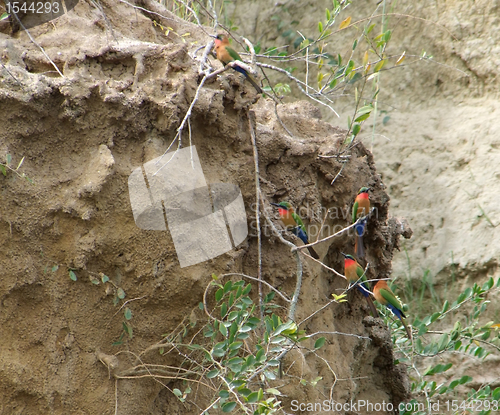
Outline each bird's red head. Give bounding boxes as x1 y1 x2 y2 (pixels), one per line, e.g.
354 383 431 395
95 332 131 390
341 252 356 267
374 280 388 291
215 34 229 47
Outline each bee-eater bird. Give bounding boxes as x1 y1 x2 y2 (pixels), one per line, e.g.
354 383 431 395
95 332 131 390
352 187 371 259
342 253 378 317
373 280 411 339
214 34 263 94
271 201 320 259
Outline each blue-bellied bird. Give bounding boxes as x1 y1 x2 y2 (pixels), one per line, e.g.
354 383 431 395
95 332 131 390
271 201 319 259
342 253 378 317
214 34 262 94
373 280 411 339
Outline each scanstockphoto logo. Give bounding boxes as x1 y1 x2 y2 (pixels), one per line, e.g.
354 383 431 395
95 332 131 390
2 0 79 29
128 146 248 268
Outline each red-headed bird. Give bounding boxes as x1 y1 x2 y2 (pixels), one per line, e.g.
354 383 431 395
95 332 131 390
271 201 319 259
342 253 378 317
352 187 371 259
214 34 262 94
373 280 411 339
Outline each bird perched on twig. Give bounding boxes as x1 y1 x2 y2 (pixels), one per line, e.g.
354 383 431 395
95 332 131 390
214 34 262 94
341 253 378 317
373 280 411 339
271 201 319 259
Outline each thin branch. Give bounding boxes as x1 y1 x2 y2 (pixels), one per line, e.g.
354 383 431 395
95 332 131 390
10 11 63 77
256 62 339 117
218 273 291 303
248 111 264 318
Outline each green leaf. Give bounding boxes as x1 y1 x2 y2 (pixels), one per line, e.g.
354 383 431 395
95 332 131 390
326 8 331 20
124 307 132 320
441 300 449 313
492 387 500 400
219 322 228 337
221 302 227 318
6 154 11 165
0 165 6 176
430 312 441 324
51 265 59 272
483 277 494 290
101 274 109 283
373 59 386 72
173 388 182 397
207 369 219 379
352 39 358 50
352 123 361 136
219 389 229 399
69 270 77 281
354 113 370 122
318 22 323 33
264 370 276 380
117 288 126 299
215 288 224 302
366 23 376 34
223 280 232 294
424 363 452 376
212 348 226 358
437 334 449 351
255 348 265 363
240 296 253 306
459 375 472 384
221 401 237 412
247 391 259 403
204 325 214 337
266 388 282 395
123 322 133 338
228 341 243 350
314 337 326 349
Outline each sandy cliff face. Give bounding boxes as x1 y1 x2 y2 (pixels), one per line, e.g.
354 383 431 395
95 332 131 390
0 1 411 413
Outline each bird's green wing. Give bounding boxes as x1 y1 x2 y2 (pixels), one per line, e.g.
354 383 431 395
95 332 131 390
291 212 307 234
225 46 242 62
352 201 359 223
380 288 403 310
355 265 367 281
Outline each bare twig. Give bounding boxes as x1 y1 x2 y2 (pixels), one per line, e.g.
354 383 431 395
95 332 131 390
10 12 63 77
256 62 339 117
248 111 264 318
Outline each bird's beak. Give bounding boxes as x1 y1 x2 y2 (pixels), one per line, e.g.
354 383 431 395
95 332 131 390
340 252 348 258
270 203 281 208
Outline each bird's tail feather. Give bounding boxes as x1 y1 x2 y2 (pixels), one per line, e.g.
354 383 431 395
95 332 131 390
366 296 379 318
354 219 367 259
245 74 262 94
355 234 365 259
307 246 320 260
400 316 412 339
